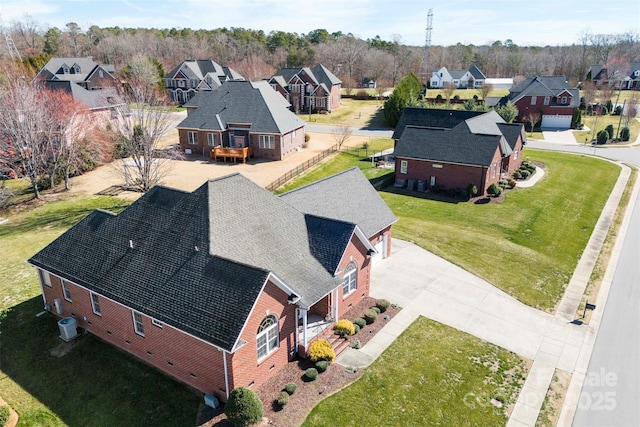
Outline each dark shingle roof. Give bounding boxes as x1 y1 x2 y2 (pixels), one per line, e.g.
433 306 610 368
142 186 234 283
280 167 397 238
272 64 341 88
497 123 526 149
392 107 485 139
43 80 124 110
469 65 486 80
177 80 304 134
509 76 580 107
392 109 521 166
30 172 387 350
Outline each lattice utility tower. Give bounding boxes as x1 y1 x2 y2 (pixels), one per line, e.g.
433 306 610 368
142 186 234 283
420 9 433 84
0 10 22 61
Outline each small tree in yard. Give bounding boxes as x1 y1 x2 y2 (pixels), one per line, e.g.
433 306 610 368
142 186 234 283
619 126 630 141
225 387 264 427
605 124 615 140
526 111 541 135
332 123 352 149
494 101 518 123
597 129 609 145
442 82 456 102
479 83 493 102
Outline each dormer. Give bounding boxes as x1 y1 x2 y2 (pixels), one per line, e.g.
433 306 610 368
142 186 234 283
72 63 81 74
57 63 70 74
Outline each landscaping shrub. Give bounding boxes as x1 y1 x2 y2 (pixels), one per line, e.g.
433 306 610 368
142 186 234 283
225 387 264 427
605 124 614 140
350 340 361 349
376 298 391 313
0 406 9 426
304 133 311 142
355 89 369 100
597 129 609 145
363 308 378 324
305 368 318 381
353 323 360 334
353 318 366 329
520 170 530 179
487 183 501 196
370 306 381 315
315 360 329 373
506 178 516 189
309 339 335 362
333 319 355 336
284 382 297 395
276 391 289 407
513 170 522 179
466 183 478 197
620 126 630 141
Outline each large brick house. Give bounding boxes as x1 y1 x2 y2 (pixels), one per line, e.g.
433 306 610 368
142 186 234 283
392 108 525 195
268 64 341 113
29 168 396 401
164 59 244 105
588 62 640 90
176 80 305 161
507 76 579 129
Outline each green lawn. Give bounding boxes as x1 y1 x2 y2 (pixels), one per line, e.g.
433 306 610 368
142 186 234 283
0 195 201 426
573 114 640 144
302 99 387 128
303 317 527 427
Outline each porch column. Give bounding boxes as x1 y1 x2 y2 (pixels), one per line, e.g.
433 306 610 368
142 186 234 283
333 288 339 320
301 308 309 348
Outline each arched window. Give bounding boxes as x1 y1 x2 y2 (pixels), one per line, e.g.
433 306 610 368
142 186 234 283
256 315 279 359
342 261 358 296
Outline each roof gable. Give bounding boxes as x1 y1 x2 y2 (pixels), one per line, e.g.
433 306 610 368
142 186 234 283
392 107 485 139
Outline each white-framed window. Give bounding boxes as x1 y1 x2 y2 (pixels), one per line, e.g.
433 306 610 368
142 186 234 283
256 315 279 360
530 96 537 105
188 131 198 145
342 261 358 296
544 97 550 105
152 318 163 328
62 280 72 302
90 292 101 315
514 149 519 160
400 160 408 174
178 80 185 87
40 270 52 287
207 133 217 146
561 96 568 104
62 66 69 74
73 65 80 73
289 84 301 92
191 79 197 88
133 311 145 336
259 135 275 149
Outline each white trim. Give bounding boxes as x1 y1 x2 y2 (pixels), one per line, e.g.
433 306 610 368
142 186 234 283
132 310 145 336
223 351 230 400
342 261 358 296
90 292 102 316
152 318 163 328
62 280 72 302
256 314 279 360
39 269 52 287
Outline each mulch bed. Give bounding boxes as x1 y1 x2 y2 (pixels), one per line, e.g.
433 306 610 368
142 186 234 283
199 297 400 427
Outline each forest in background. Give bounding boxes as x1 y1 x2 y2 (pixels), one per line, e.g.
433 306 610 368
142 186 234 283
2 15 639 89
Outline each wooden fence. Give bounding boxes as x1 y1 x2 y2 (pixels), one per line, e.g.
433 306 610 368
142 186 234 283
265 144 338 192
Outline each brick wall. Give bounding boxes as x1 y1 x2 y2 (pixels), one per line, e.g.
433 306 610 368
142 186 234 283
39 269 229 400
337 236 371 316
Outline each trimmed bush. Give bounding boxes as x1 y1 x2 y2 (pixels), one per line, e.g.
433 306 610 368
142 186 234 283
353 323 360 334
363 308 378 324
520 170 531 179
620 126 630 141
466 183 478 197
605 124 614 139
284 382 297 395
0 406 9 426
513 170 522 179
353 318 366 329
506 178 516 189
305 368 318 381
333 319 355 336
276 391 289 407
225 387 264 427
304 133 311 142
315 360 329 373
309 339 335 362
376 298 391 313
350 340 361 349
487 183 501 196
597 129 609 145
370 306 381 314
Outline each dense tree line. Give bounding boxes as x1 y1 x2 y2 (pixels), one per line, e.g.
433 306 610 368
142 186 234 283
2 16 638 88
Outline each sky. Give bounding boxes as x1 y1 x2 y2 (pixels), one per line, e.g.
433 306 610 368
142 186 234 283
0 0 639 47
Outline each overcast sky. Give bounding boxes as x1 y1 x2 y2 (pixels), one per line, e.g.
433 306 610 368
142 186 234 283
1 0 639 47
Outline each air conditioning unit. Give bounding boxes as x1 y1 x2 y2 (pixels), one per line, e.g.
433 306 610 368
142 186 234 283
204 394 219 409
58 317 78 341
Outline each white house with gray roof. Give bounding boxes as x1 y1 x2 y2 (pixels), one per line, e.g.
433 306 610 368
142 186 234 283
430 65 486 89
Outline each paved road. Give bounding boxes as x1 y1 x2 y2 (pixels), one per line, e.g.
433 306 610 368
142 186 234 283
527 139 640 426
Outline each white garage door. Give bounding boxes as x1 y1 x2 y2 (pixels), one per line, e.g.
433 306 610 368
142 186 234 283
541 114 572 129
371 237 386 266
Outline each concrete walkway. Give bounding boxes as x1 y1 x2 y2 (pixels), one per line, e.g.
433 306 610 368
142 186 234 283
336 160 634 427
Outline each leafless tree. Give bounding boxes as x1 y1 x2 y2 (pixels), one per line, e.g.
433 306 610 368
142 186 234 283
332 123 352 149
110 76 182 192
442 82 456 102
65 22 82 56
526 111 541 135
479 83 493 101
622 98 638 128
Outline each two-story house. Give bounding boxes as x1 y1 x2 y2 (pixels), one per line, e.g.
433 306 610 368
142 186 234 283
430 65 486 89
268 64 341 113
589 62 640 90
164 60 245 105
507 76 580 129
176 80 305 161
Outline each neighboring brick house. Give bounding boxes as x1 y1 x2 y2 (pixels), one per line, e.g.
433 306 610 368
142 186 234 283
176 80 305 160
430 65 486 89
392 108 525 195
164 59 244 105
29 169 396 402
588 62 640 90
269 64 341 113
34 57 124 113
507 76 579 129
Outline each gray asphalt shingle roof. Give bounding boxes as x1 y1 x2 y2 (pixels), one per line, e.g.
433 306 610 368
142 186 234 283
392 107 485 139
43 80 124 110
509 76 580 107
30 171 388 351
177 80 304 134
279 167 397 238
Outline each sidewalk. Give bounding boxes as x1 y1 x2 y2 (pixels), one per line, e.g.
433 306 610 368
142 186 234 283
336 161 635 427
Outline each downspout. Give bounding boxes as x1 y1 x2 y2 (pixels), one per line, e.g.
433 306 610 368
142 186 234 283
223 351 230 400
294 308 300 354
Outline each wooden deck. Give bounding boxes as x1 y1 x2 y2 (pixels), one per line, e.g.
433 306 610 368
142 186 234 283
210 146 254 163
